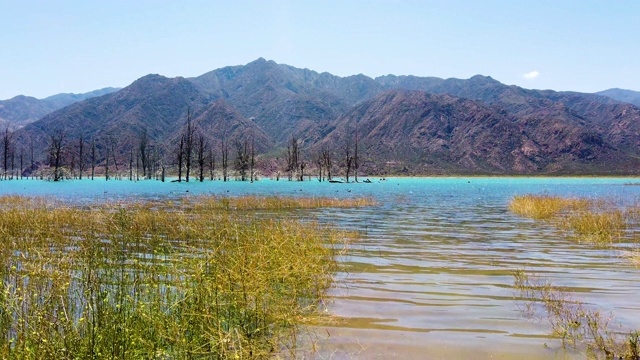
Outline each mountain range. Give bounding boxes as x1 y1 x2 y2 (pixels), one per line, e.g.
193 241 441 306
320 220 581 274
0 88 120 130
5 58 640 175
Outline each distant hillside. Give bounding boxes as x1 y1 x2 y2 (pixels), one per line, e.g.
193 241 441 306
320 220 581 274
9 59 640 176
596 88 640 107
321 90 631 175
0 87 119 129
15 75 207 160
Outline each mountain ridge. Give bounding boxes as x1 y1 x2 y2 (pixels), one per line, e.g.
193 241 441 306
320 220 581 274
8 59 640 176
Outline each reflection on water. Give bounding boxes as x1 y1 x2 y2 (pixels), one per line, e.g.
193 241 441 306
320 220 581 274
2 177 640 359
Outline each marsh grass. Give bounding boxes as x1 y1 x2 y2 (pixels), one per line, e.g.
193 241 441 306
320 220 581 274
509 194 639 245
0 195 366 359
183 195 377 212
559 210 627 244
508 195 591 220
513 270 640 359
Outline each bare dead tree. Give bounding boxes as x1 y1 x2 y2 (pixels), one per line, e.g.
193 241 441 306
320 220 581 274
196 133 207 182
354 119 360 182
321 147 333 181
208 147 215 180
90 138 96 180
19 147 24 179
105 138 110 181
183 109 195 182
2 127 12 180
177 134 185 182
250 136 255 183
78 135 85 180
315 151 324 182
110 137 119 178
30 137 35 179
299 161 306 181
221 134 229 182
343 142 353 183
10 142 15 179
48 131 66 182
138 129 149 180
129 148 134 181
234 140 250 181
286 137 299 181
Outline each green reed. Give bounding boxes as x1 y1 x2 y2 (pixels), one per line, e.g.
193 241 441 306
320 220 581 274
0 196 363 359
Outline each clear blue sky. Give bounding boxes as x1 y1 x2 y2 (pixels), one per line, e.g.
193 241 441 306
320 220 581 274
1 0 638 100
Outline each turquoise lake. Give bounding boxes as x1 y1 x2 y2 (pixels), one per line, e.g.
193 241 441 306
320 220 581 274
1 177 639 359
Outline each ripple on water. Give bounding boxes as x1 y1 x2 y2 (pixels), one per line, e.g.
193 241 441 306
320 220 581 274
314 178 640 359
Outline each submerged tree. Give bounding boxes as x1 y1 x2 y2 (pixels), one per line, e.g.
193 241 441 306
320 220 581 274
322 147 333 181
342 142 354 183
286 137 300 181
48 131 66 182
177 134 185 182
234 140 250 181
208 146 215 180
2 127 13 180
183 110 196 182
221 134 229 182
90 137 96 180
78 135 85 180
138 129 150 180
354 119 360 182
196 133 207 182
250 136 255 183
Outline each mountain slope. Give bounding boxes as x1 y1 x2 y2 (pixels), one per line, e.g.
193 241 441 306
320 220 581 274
0 88 119 129
322 90 635 175
596 88 640 107
189 58 382 142
15 75 209 159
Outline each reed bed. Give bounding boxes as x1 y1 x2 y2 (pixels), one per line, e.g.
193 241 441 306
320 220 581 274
508 194 591 220
508 194 639 245
559 210 627 244
183 195 377 212
0 195 366 359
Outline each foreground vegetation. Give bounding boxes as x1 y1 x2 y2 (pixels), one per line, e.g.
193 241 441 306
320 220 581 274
0 195 366 359
509 194 635 245
514 270 639 359
511 195 640 358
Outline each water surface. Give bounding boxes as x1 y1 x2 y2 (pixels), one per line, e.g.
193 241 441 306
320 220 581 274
2 177 639 359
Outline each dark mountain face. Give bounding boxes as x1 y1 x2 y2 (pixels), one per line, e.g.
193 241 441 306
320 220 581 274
191 100 274 153
188 58 384 143
11 59 640 175
321 90 632 175
0 96 52 129
0 88 119 129
597 88 640 107
15 75 209 158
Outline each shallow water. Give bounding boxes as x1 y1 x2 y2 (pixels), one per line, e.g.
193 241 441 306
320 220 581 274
2 177 640 359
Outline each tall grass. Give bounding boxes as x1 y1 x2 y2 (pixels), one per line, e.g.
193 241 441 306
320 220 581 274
0 195 366 359
508 194 591 220
558 210 626 244
184 195 377 211
508 194 637 245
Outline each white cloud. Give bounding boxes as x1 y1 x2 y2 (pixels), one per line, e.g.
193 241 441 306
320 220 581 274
523 71 540 80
